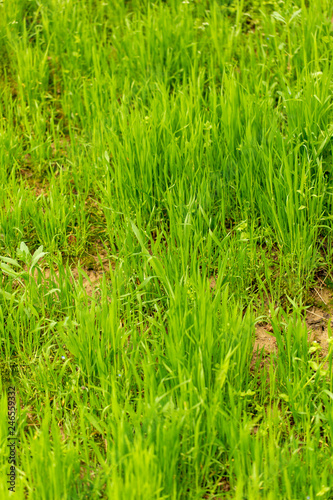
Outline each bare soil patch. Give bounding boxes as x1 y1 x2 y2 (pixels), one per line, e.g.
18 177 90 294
253 285 333 366
26 247 114 298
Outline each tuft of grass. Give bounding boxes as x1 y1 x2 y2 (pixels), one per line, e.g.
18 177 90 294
0 0 333 498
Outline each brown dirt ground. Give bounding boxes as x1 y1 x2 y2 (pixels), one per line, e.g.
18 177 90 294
27 247 113 297
209 276 333 367
253 285 333 366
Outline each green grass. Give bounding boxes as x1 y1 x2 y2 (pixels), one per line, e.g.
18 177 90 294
1 0 333 498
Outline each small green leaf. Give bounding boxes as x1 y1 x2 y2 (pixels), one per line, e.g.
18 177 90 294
43 288 61 297
239 389 256 397
85 411 104 434
323 390 333 400
30 246 48 269
0 262 19 278
289 9 302 24
0 289 18 301
272 11 286 24
309 346 320 354
308 360 319 371
317 485 330 496
0 256 21 268
17 242 30 261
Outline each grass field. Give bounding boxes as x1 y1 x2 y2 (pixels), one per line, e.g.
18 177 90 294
1 0 333 498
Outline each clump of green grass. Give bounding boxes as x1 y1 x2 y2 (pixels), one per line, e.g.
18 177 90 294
1 0 333 498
